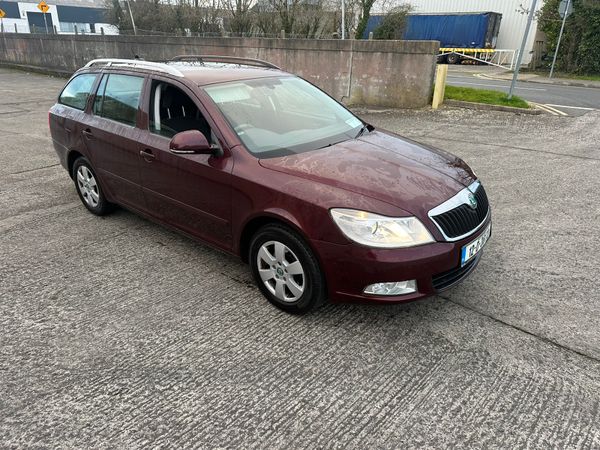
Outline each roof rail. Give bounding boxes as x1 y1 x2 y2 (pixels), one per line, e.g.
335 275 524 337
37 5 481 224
84 59 184 77
169 55 281 70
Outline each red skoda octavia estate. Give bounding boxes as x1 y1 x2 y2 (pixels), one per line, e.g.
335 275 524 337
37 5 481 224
49 56 491 313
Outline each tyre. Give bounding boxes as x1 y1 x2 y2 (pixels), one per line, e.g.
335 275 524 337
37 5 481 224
249 224 327 314
72 156 113 216
446 53 461 65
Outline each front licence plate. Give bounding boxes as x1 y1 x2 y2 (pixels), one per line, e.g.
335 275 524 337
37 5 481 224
461 223 491 266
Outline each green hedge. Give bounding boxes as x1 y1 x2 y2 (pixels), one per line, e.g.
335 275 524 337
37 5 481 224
539 0 600 75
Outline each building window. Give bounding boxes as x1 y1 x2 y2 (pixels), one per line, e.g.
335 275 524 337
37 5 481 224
59 22 91 33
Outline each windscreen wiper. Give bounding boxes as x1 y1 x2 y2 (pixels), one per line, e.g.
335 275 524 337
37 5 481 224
355 123 374 139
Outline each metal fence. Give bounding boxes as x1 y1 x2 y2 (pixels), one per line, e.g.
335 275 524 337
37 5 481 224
0 24 342 40
117 28 342 39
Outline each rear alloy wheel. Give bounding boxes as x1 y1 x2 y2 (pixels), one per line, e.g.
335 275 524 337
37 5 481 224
72 157 113 216
250 224 327 314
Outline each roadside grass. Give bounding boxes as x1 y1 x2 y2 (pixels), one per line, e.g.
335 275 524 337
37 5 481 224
445 85 530 109
570 74 600 81
523 70 600 82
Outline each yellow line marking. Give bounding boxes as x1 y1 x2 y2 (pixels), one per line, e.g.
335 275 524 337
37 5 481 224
542 104 569 116
545 104 598 111
529 102 560 115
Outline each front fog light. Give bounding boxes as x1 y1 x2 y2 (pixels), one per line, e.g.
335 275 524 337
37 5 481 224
363 280 417 296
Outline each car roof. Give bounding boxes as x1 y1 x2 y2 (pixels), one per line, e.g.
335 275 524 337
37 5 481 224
81 57 290 86
175 63 287 86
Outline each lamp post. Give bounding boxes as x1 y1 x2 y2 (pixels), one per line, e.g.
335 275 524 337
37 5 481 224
549 0 572 78
341 0 345 39
508 0 538 99
125 0 137 35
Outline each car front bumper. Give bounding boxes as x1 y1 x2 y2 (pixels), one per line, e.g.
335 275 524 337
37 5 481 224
312 217 491 304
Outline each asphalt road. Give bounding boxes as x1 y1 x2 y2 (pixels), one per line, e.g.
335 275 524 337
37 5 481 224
447 67 600 116
1 67 600 448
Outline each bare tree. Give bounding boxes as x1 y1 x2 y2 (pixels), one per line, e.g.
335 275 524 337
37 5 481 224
293 0 330 37
223 0 253 34
338 0 361 37
372 3 412 39
267 0 303 34
104 0 223 35
251 0 279 36
345 0 405 38
354 0 376 39
105 0 343 38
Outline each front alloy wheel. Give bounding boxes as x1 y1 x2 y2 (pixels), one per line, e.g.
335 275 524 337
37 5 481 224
250 224 327 314
257 240 306 303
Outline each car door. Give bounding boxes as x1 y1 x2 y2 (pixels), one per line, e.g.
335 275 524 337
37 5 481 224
81 72 147 211
137 77 234 251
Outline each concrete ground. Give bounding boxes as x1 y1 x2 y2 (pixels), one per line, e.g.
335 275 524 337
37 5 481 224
1 67 600 448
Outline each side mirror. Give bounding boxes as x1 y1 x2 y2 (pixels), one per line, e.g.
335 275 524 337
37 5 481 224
169 130 212 155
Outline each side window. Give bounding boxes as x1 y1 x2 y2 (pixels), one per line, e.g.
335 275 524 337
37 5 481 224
59 74 97 110
149 80 212 142
93 74 144 126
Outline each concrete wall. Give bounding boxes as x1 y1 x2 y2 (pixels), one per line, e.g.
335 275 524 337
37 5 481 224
0 34 439 108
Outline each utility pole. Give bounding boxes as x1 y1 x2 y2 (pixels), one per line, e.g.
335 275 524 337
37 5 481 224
549 0 571 78
125 0 137 35
341 0 345 39
508 0 538 99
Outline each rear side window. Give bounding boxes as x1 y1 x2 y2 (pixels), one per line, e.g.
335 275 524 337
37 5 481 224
59 74 97 110
93 74 144 126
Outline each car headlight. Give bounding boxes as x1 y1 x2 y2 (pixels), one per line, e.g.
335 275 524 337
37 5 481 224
330 208 434 248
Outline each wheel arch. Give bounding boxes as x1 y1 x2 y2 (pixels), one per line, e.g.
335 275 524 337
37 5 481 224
67 150 85 179
241 210 329 310
238 210 314 264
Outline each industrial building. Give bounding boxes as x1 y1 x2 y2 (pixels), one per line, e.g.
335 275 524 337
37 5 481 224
0 0 117 34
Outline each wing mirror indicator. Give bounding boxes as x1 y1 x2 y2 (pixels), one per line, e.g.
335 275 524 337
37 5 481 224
169 130 220 155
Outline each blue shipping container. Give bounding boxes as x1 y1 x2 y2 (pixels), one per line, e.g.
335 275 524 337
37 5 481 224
363 12 501 49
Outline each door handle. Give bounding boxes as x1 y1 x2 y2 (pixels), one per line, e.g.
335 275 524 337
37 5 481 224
82 128 93 139
139 149 156 162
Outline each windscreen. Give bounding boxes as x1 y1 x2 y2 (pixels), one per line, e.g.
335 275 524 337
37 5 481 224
204 77 363 158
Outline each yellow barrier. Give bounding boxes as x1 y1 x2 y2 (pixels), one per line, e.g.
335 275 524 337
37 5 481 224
440 48 495 53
